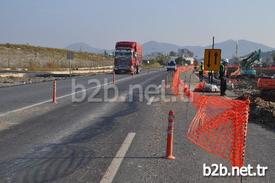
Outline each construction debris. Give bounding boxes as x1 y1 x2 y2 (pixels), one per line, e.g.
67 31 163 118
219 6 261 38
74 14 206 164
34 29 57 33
193 82 220 92
233 77 275 130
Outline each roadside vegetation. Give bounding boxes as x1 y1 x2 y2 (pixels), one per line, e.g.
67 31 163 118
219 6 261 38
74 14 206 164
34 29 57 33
0 43 113 71
146 55 170 66
144 52 193 68
143 61 162 69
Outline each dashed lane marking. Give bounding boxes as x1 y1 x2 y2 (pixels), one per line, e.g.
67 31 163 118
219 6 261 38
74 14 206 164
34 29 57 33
100 132 136 183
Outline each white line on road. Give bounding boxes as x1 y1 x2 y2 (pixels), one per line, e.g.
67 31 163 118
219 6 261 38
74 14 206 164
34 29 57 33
0 99 52 117
146 96 156 105
0 72 158 117
0 82 108 117
100 132 136 183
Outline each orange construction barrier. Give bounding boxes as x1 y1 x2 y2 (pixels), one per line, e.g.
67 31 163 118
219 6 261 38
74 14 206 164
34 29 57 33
172 66 192 95
183 82 249 167
172 69 181 96
254 66 275 70
257 78 275 90
172 67 250 167
166 110 175 160
194 82 206 92
187 95 249 167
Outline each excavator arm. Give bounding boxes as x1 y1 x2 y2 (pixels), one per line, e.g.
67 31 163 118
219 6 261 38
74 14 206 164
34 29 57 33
240 49 261 70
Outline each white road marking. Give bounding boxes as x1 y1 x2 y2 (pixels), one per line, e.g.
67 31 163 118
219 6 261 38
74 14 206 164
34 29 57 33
0 72 157 117
100 132 136 183
0 83 107 117
145 84 162 105
146 96 156 105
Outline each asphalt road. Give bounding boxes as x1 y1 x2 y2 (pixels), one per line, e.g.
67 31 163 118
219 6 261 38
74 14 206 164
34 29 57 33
0 72 142 114
0 70 274 183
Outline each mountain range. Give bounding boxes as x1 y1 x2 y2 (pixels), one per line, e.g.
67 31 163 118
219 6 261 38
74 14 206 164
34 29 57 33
66 40 274 58
66 42 106 54
143 40 274 58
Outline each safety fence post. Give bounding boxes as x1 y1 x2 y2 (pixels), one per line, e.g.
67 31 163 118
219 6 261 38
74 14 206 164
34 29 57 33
52 79 57 104
166 110 175 160
113 71 116 84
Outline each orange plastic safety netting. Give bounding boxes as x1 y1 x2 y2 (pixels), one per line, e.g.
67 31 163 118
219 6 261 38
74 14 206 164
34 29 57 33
172 66 192 96
172 67 250 167
193 82 206 92
186 93 249 167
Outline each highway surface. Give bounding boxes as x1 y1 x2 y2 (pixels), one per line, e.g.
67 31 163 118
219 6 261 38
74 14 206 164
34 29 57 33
0 70 274 183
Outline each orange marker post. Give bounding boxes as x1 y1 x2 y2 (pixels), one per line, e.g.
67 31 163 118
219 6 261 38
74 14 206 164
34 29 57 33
113 71 116 84
166 110 175 160
52 79 57 104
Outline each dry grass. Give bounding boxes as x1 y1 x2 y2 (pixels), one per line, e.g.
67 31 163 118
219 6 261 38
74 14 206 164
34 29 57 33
0 43 113 71
143 62 162 68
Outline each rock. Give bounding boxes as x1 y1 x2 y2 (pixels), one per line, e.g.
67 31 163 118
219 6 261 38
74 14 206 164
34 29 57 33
270 102 275 108
204 84 220 92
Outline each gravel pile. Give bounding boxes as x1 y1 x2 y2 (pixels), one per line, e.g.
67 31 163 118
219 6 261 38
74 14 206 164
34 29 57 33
233 77 275 130
250 96 275 130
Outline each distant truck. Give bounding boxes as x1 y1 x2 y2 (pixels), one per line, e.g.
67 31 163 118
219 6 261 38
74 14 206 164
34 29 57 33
114 41 143 74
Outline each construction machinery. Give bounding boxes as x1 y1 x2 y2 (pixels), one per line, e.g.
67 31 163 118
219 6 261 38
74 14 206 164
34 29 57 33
239 49 261 77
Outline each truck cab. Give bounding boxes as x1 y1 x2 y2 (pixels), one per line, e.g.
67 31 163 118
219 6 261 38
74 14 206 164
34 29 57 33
114 41 142 74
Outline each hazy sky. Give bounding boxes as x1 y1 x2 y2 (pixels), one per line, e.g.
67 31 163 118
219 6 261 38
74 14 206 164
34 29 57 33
1 0 274 49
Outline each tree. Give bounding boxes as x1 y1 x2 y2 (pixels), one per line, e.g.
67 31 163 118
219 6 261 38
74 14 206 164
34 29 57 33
175 57 190 65
265 58 272 66
104 50 108 56
175 57 184 65
156 55 170 65
169 51 177 57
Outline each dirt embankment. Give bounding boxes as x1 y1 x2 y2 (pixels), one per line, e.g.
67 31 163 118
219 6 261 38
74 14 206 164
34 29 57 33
0 66 113 88
233 78 275 130
250 96 275 129
0 43 113 69
0 76 63 87
0 43 115 87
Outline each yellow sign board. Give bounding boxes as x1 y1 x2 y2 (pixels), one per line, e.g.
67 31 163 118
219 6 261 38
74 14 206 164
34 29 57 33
204 49 221 71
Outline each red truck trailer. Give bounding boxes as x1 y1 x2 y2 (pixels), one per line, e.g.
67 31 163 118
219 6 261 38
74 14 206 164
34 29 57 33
114 41 143 74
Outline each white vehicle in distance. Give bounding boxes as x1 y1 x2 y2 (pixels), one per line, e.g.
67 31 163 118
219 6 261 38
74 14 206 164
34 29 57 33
166 60 177 71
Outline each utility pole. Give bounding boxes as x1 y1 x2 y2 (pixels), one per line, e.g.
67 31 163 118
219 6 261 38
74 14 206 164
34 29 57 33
209 36 215 84
212 36 215 49
67 51 74 77
69 60 72 77
235 40 239 58
7 48 10 68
